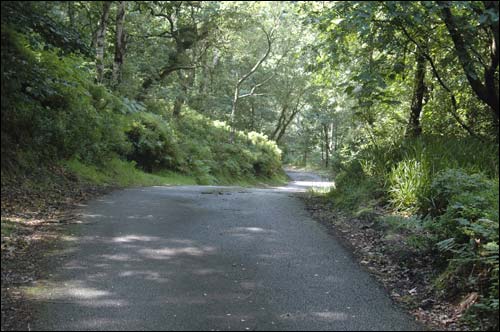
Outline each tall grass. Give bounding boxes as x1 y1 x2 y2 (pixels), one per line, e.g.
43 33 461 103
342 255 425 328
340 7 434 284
352 135 499 212
388 159 430 213
361 135 498 178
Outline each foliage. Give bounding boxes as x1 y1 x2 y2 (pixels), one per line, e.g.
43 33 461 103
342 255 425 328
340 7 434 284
1 18 283 185
388 159 430 213
327 137 499 329
431 170 499 328
1 1 499 329
64 158 197 187
125 112 180 172
1 1 92 56
173 109 282 183
1 27 128 166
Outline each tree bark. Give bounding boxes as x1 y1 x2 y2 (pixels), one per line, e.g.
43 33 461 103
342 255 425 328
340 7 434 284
323 124 330 167
172 69 195 117
320 141 324 165
406 48 426 137
96 1 112 84
250 100 256 131
275 107 300 143
397 22 483 139
438 1 499 122
273 90 305 143
112 1 126 88
271 104 288 140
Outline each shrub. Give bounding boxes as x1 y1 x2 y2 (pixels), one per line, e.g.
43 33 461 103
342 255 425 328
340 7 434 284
429 169 494 217
1 27 128 167
328 170 380 210
119 107 283 182
125 112 180 172
174 109 282 181
247 131 282 177
329 136 499 328
429 170 499 328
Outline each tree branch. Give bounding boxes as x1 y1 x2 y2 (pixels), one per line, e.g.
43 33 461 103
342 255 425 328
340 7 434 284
437 1 498 117
397 21 483 140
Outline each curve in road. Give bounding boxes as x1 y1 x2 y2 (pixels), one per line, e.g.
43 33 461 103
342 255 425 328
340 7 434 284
31 170 421 331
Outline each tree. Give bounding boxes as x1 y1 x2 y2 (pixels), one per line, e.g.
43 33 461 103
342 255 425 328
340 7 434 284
271 88 306 143
112 1 127 87
229 25 276 142
437 1 499 129
406 47 427 137
136 2 213 103
96 1 112 84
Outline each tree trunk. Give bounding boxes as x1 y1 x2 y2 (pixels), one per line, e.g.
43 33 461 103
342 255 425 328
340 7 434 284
229 86 240 142
271 104 288 140
406 48 426 137
112 1 126 88
172 69 195 117
323 124 330 167
172 96 183 117
320 139 324 164
137 45 193 101
96 1 112 84
250 100 255 131
67 1 75 27
275 108 299 143
438 1 499 122
274 91 304 143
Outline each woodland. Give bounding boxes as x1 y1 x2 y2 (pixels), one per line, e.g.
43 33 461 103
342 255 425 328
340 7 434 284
1 1 499 330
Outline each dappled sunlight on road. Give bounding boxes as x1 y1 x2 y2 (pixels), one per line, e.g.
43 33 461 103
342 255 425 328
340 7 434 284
29 170 422 331
138 246 216 260
271 170 336 193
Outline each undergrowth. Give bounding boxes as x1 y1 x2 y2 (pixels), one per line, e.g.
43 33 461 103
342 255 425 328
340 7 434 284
1 25 285 189
326 136 499 330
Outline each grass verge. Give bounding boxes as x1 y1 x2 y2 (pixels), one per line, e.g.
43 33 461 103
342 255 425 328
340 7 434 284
65 157 288 188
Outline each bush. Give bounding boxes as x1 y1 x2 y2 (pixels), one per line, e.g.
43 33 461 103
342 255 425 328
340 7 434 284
119 107 283 183
125 112 180 172
429 169 494 217
1 27 129 167
173 109 282 182
1 27 283 184
329 136 499 329
329 135 498 212
328 166 381 211
247 131 282 177
428 169 499 328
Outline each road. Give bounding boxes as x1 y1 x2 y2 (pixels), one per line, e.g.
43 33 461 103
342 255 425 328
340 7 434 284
31 170 421 331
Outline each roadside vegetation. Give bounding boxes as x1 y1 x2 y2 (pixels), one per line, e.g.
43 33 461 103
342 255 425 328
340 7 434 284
314 137 498 330
290 2 499 330
1 25 283 189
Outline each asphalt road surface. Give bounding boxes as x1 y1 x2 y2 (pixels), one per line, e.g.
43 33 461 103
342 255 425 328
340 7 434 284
32 170 422 331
